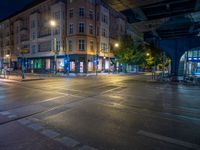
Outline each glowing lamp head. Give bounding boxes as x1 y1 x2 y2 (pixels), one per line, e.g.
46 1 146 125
50 20 57 27
115 43 119 48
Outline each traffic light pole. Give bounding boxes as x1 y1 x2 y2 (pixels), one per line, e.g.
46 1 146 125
96 53 99 76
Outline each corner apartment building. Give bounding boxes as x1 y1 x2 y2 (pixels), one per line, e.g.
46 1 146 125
0 19 15 68
0 0 128 73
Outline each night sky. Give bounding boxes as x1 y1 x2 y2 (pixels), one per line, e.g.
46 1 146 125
0 0 34 20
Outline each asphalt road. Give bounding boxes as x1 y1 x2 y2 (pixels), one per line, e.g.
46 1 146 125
0 74 200 150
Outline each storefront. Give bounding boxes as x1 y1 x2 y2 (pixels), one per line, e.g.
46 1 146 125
179 49 200 76
17 54 112 74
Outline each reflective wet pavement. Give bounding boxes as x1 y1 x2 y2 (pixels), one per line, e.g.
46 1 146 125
0 75 200 150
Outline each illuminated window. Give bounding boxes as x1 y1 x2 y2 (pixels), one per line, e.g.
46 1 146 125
46 59 50 69
88 61 93 72
70 61 75 71
98 59 102 71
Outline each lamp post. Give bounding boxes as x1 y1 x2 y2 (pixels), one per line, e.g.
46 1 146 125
95 50 99 76
114 42 119 73
50 20 57 75
5 54 10 67
5 54 10 78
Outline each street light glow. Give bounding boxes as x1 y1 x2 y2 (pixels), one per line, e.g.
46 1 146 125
115 43 119 48
6 54 10 58
50 20 57 27
146 53 150 56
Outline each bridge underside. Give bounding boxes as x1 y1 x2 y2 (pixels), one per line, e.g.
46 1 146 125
105 0 200 76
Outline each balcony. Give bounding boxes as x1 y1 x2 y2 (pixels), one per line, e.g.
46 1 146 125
38 33 51 38
20 28 28 34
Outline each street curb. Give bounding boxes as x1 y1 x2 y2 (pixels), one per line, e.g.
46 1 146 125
21 78 45 82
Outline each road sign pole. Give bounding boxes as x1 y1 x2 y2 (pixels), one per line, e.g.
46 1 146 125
22 55 25 80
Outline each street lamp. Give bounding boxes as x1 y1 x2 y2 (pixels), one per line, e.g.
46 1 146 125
115 43 119 48
146 53 150 57
50 20 57 27
50 20 57 75
114 43 120 73
5 54 10 68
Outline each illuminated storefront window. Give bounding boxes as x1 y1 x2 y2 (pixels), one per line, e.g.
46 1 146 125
70 61 75 71
34 59 41 69
98 59 102 71
46 59 50 69
57 58 64 71
88 61 93 72
105 60 109 70
80 62 84 73
180 49 200 75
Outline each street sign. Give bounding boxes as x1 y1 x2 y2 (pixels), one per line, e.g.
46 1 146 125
19 49 29 54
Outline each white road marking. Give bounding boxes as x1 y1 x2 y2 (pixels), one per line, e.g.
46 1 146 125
41 129 60 139
79 145 98 150
27 123 44 131
56 136 80 147
0 111 11 116
17 119 31 125
8 114 17 119
101 86 123 94
34 95 65 104
57 92 83 98
137 130 200 150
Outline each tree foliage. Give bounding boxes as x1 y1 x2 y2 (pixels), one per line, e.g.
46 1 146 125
113 34 171 71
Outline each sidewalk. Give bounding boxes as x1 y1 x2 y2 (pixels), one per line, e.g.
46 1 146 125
0 74 43 82
0 115 70 150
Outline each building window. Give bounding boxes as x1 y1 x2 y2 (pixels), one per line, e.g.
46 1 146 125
79 23 84 33
56 41 60 51
69 9 73 18
31 20 35 28
101 43 107 52
89 10 93 20
70 61 75 71
90 40 94 51
68 40 72 51
79 40 85 51
54 28 60 35
102 14 108 24
38 41 51 52
31 45 36 54
88 61 93 72
79 8 84 17
32 32 36 40
89 25 93 35
69 24 73 34
102 28 106 37
54 11 60 20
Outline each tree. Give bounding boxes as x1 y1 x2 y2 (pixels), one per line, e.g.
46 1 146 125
113 35 170 72
113 35 134 72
